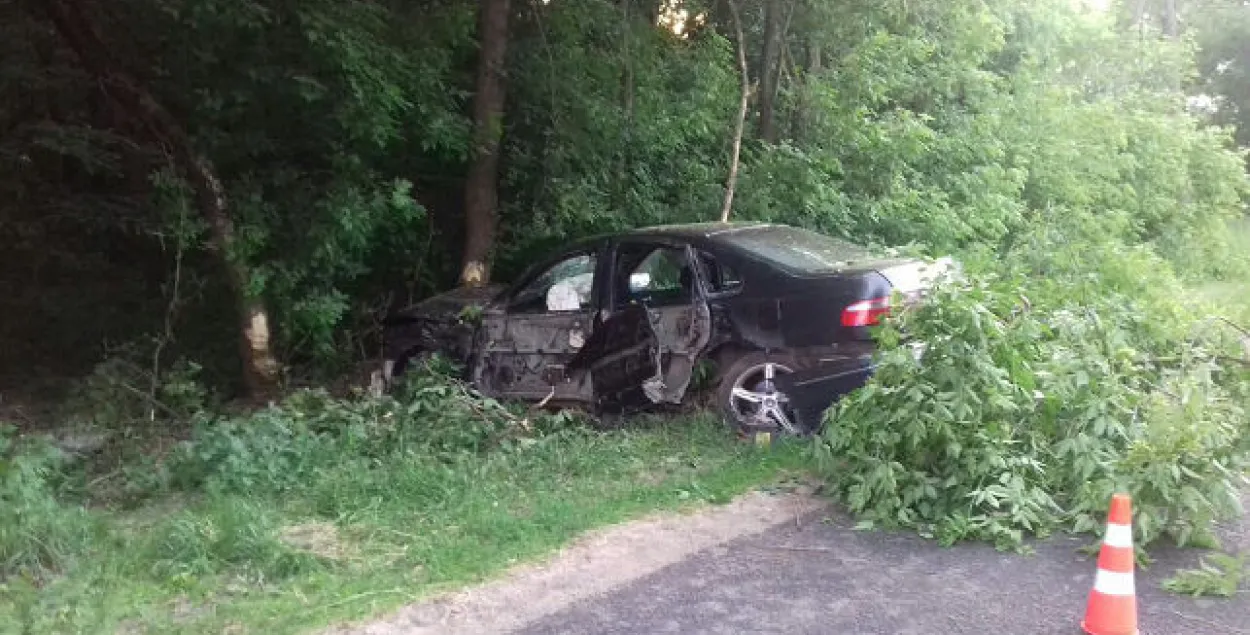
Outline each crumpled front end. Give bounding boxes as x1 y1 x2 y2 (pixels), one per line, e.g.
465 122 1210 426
382 284 505 379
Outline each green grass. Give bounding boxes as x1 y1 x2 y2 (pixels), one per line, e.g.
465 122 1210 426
0 417 810 634
1192 217 1250 323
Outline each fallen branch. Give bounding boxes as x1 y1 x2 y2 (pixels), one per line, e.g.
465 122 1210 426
534 386 556 409
111 378 182 420
1168 610 1250 634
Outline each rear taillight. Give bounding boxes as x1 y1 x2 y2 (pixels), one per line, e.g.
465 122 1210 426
841 296 891 327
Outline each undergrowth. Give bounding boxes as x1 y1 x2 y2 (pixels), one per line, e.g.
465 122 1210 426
0 364 805 634
818 219 1250 551
0 427 100 580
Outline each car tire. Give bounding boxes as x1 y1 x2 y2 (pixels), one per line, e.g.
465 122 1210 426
716 351 813 436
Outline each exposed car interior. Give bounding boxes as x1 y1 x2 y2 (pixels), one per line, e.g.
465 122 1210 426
498 252 596 313
613 245 694 308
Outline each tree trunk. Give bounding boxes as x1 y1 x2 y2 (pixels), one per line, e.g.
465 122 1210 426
720 0 750 223
793 40 822 144
461 0 511 287
638 0 661 28
42 0 281 399
1162 0 1179 37
757 0 782 144
191 157 282 399
1131 0 1149 32
616 0 636 209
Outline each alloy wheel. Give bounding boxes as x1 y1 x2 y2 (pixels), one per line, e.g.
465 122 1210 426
728 361 799 434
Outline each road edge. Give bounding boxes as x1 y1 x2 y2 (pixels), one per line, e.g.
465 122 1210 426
324 490 827 635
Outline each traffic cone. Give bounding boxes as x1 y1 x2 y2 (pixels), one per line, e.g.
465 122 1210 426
1081 493 1139 635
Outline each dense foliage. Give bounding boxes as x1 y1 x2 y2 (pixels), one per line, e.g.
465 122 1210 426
1 0 1249 602
0 427 100 578
794 1 1250 550
2 0 1247 389
158 367 586 498
819 235 1250 549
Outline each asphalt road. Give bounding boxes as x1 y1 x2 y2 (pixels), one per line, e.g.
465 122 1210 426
515 505 1250 635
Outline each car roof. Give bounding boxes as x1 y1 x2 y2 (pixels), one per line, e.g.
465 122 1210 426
553 222 779 255
622 222 779 241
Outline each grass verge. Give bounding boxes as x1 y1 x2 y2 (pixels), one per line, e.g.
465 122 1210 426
1 415 809 634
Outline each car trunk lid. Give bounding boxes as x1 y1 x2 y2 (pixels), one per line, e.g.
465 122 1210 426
876 256 957 298
836 257 956 328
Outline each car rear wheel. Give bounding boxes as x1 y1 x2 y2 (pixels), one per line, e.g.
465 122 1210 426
716 351 809 436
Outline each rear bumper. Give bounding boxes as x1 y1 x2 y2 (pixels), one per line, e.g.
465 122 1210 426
777 342 925 431
777 357 876 431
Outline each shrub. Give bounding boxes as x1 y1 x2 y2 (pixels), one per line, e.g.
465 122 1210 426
0 425 100 579
818 280 1062 548
153 364 583 498
62 352 211 433
817 240 1250 550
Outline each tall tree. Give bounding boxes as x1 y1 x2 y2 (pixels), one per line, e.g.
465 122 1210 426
720 0 751 222
461 0 512 286
1163 0 1180 36
618 0 637 208
757 0 784 143
40 0 281 398
1124 0 1183 36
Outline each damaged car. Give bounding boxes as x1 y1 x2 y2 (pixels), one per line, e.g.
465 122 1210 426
382 222 951 434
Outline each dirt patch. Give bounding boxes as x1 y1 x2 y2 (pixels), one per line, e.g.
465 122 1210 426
281 521 357 562
324 490 826 635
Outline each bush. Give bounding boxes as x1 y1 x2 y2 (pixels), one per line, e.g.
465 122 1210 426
818 280 1061 548
817 237 1250 550
0 425 100 579
153 364 584 498
62 352 211 433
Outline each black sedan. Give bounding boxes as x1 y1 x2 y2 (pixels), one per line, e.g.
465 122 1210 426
382 222 947 434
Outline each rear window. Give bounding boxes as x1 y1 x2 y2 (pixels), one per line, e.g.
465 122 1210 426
720 226 872 274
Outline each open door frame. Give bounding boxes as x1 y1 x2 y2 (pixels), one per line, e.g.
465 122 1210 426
568 241 713 412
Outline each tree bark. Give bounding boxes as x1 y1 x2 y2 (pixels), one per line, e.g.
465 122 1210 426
616 0 636 209
42 0 281 399
1162 0 1179 37
638 0 661 28
720 0 750 223
461 0 511 287
793 40 822 144
1131 0 1149 32
757 0 782 143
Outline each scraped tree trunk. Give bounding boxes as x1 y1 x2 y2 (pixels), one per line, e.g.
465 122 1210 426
757 0 783 144
461 0 511 287
43 0 281 399
193 159 282 399
720 0 750 223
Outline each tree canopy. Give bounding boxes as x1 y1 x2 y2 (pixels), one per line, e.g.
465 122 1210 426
0 0 1246 394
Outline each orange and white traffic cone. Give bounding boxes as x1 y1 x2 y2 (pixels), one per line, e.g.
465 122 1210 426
1081 493 1139 635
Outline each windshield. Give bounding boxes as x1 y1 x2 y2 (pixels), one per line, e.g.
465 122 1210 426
720 226 873 274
